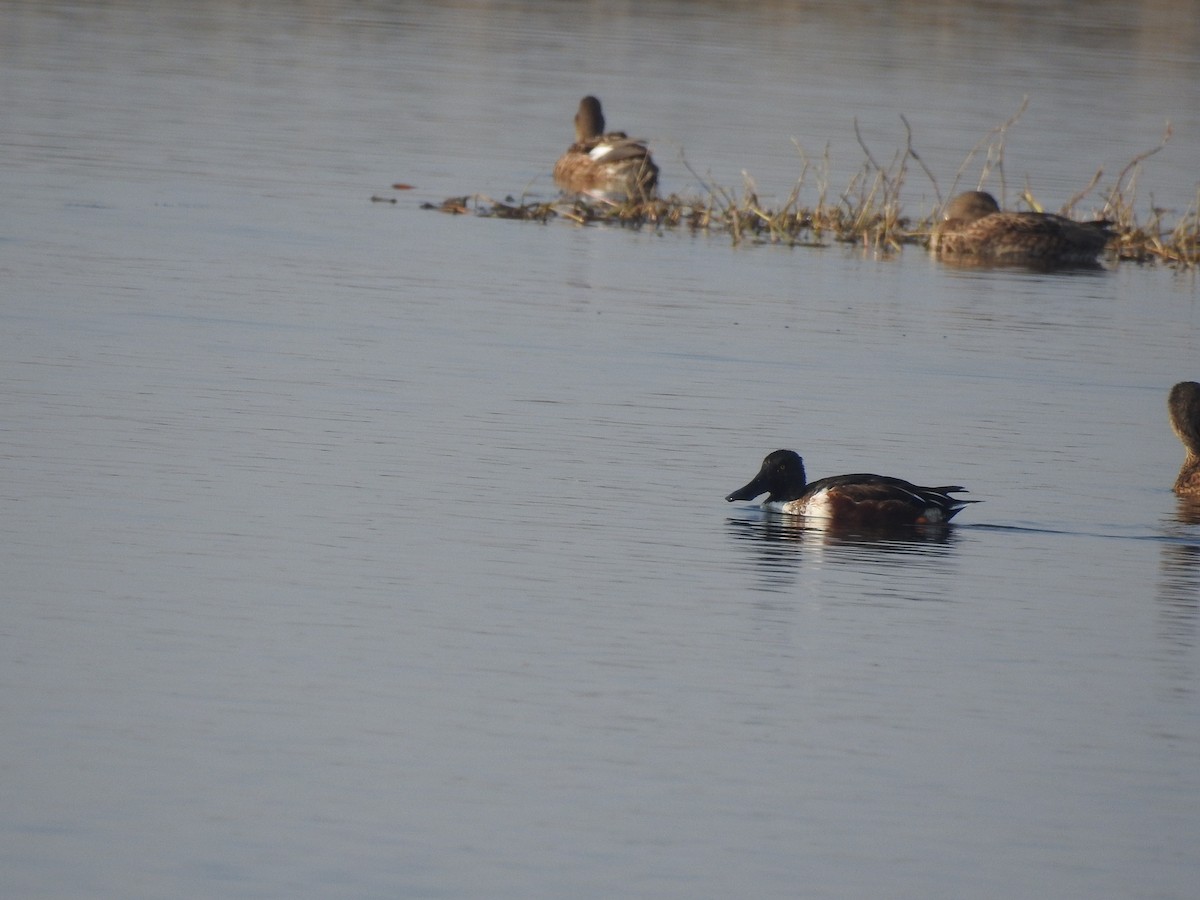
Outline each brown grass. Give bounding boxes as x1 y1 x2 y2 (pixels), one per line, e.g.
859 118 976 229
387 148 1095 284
415 106 1199 268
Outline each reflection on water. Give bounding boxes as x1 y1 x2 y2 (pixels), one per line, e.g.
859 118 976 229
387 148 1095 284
726 512 960 594
1172 496 1200 527
1156 502 1200 662
934 254 1108 274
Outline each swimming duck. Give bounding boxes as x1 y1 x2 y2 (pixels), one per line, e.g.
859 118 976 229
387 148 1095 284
726 449 975 525
1168 381 1200 496
552 96 658 201
931 190 1113 266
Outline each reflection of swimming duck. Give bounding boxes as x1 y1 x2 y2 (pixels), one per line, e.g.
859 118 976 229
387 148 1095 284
552 96 658 201
1168 381 1200 496
725 449 975 525
931 191 1113 266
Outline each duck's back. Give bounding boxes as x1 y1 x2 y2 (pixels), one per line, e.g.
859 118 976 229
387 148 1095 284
951 212 1111 263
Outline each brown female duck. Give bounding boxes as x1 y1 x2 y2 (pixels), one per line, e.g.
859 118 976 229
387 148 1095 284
931 190 1113 266
552 96 658 201
1168 381 1200 496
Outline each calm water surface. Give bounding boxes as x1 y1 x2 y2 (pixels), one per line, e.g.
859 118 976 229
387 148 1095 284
3 1 1199 898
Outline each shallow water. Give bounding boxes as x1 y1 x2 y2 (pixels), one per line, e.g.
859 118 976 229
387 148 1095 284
3 1 1200 898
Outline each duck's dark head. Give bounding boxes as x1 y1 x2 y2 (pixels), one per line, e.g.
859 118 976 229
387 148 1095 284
574 96 605 142
1169 381 1200 456
725 449 809 504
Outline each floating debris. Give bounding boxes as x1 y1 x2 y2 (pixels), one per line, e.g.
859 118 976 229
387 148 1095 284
416 188 1197 268
419 196 472 215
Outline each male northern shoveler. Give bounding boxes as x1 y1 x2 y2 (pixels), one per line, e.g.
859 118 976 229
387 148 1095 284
1168 381 1200 497
725 449 975 525
552 96 658 201
931 190 1113 266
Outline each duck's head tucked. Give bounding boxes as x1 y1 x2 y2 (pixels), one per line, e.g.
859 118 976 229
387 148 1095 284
941 190 1002 227
1169 381 1200 496
931 190 1112 267
725 449 809 505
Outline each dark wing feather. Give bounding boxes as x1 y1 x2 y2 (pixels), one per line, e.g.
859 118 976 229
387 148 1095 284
806 473 976 522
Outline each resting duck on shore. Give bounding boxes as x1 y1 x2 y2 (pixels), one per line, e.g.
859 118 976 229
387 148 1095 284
552 96 658 201
725 449 976 526
1168 381 1200 497
931 190 1113 267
